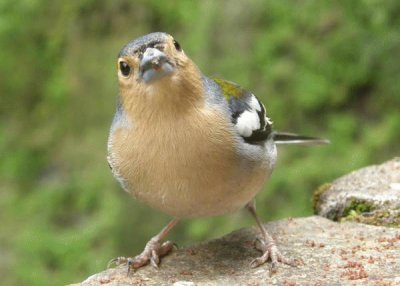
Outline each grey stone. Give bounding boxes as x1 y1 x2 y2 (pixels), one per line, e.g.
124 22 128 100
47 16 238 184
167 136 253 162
69 216 400 285
314 157 400 226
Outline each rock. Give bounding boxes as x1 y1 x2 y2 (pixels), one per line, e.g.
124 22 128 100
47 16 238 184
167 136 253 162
69 216 400 285
314 158 400 226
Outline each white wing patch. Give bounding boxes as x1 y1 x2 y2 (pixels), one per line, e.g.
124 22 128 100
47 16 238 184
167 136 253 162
234 94 273 138
249 95 262 111
236 109 261 137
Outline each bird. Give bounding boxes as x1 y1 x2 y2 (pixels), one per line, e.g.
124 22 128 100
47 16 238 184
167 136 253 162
107 32 328 273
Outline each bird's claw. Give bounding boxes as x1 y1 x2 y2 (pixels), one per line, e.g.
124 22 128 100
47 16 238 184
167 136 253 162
250 237 303 273
107 256 128 269
107 239 175 274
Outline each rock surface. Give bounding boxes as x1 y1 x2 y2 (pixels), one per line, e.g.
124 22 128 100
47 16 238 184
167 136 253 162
314 158 400 226
70 216 400 286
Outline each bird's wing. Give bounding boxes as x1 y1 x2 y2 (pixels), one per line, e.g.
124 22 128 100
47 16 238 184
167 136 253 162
213 78 273 144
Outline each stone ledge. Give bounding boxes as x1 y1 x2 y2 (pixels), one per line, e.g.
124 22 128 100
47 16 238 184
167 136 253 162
70 216 400 285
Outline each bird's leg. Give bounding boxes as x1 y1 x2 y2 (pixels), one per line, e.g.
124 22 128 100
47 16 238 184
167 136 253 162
246 200 301 273
108 219 179 273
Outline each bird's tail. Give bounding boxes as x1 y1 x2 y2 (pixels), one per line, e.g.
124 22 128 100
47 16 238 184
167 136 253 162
272 132 330 145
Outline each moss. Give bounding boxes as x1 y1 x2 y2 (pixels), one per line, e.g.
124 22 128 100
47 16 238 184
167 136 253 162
340 201 400 228
342 199 375 217
312 183 332 214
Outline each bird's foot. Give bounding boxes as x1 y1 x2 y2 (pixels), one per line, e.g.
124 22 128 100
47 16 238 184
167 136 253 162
250 237 303 273
107 237 175 274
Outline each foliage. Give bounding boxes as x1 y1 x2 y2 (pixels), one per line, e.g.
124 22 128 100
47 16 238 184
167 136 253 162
1 1 399 285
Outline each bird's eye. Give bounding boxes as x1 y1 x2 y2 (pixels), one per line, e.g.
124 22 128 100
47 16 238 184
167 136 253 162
173 40 182 51
119 61 131 77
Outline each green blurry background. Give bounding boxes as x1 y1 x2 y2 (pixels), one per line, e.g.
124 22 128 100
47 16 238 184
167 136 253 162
1 0 399 285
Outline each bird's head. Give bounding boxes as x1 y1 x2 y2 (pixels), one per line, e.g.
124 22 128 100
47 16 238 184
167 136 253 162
117 32 204 115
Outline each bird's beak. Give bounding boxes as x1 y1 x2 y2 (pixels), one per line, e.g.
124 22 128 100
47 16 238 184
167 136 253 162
139 48 175 83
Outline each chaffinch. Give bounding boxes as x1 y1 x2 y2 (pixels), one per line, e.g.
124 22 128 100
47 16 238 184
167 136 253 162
107 32 328 273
